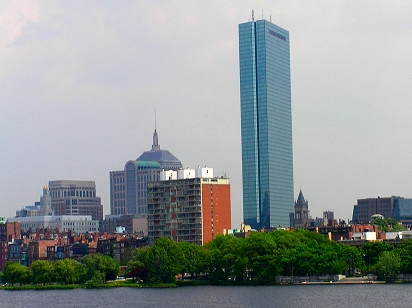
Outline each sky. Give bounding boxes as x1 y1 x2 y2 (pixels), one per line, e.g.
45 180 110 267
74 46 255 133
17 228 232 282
1 1 412 228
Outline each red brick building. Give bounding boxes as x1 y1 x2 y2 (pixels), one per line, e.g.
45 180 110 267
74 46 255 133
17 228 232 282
0 222 21 271
147 167 231 245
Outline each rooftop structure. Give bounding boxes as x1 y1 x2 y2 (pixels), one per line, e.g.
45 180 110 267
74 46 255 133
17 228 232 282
110 128 182 218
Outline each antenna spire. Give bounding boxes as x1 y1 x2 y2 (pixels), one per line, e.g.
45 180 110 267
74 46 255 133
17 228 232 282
152 108 160 150
252 9 254 21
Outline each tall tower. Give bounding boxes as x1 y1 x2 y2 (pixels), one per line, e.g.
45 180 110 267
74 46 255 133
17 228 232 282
294 190 309 229
39 185 53 216
239 16 294 229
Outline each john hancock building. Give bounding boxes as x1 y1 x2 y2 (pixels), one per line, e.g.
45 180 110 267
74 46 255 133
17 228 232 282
239 15 294 229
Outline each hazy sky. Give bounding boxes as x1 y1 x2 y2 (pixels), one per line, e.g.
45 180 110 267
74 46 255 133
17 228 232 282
1 1 412 228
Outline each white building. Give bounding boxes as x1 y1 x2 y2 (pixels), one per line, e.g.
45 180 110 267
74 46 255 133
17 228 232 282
7 215 99 234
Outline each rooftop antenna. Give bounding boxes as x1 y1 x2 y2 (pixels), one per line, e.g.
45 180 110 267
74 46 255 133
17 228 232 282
252 9 254 21
270 12 272 23
152 108 159 150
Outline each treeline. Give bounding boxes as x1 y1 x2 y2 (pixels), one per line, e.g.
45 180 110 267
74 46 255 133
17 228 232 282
128 229 412 283
1 254 119 286
3 229 412 286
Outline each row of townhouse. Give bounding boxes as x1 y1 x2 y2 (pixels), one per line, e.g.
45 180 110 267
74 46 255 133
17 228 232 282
0 221 148 271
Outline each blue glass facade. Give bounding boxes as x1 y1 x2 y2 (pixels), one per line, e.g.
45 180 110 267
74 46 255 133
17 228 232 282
239 19 294 229
393 199 412 221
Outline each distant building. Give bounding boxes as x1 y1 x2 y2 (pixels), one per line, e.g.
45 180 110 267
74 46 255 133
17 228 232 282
110 128 183 216
7 215 99 234
294 190 310 228
351 196 411 224
16 185 53 218
393 199 412 226
49 180 103 221
0 221 21 270
323 211 335 227
147 167 231 245
100 214 147 236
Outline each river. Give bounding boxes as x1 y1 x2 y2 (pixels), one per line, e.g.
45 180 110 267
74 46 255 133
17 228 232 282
1 284 412 307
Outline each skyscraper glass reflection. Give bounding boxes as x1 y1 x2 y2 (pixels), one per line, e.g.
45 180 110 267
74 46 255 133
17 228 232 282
239 17 294 229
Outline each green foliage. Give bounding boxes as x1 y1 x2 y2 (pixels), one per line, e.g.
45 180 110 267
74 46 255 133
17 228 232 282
360 241 393 267
31 260 55 285
8 228 412 288
371 217 404 232
205 234 244 282
2 262 32 286
374 251 401 280
177 242 204 281
243 232 279 283
54 259 86 284
82 254 119 283
85 271 106 287
396 239 412 274
126 260 147 282
135 246 151 265
146 237 184 283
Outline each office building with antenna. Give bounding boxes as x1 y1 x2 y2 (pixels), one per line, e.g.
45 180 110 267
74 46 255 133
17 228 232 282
239 12 294 229
109 127 182 221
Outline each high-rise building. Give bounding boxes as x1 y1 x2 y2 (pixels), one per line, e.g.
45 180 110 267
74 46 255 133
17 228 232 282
49 180 103 221
239 16 294 229
147 167 231 245
110 129 182 217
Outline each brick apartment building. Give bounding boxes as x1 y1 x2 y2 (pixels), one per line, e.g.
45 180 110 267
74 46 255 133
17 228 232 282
147 167 231 245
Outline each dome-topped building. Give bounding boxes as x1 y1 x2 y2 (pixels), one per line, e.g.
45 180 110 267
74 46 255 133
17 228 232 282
136 129 182 170
109 129 183 224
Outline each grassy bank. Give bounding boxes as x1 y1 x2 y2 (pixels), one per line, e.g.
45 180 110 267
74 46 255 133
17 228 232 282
1 280 178 291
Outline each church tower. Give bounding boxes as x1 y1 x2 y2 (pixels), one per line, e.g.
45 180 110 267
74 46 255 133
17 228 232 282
294 189 309 228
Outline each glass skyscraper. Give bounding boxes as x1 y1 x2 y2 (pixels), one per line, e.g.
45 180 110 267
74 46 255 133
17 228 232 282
239 18 294 229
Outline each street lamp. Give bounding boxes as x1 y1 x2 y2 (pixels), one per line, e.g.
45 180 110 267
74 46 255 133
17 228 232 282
362 254 365 277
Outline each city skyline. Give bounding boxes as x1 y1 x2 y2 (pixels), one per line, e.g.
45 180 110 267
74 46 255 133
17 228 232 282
239 18 294 229
2 2 412 228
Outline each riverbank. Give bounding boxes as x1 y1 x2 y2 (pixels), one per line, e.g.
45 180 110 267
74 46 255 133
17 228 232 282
0 276 396 290
1 280 177 291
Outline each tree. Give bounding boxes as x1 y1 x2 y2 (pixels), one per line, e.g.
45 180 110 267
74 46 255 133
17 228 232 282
126 260 147 282
54 259 86 284
2 262 32 286
146 237 184 283
135 246 151 266
31 260 55 285
243 232 279 283
375 251 401 281
205 235 244 282
82 254 119 283
360 241 393 268
371 217 404 232
177 242 204 281
338 245 361 276
395 239 412 274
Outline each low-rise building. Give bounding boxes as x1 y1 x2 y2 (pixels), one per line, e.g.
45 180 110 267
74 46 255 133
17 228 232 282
7 215 99 234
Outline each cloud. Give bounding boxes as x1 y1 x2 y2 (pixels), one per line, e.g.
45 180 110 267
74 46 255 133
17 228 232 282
0 0 39 46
